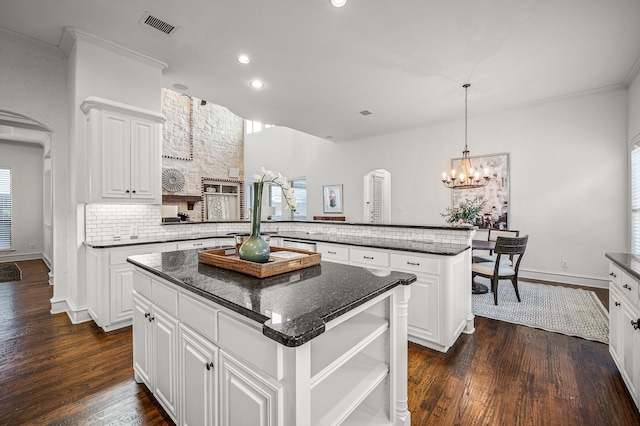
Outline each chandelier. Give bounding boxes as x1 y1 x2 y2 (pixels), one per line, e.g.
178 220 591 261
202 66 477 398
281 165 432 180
442 84 491 189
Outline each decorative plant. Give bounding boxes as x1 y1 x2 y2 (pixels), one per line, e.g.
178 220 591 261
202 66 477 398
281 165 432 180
441 197 487 225
252 167 297 212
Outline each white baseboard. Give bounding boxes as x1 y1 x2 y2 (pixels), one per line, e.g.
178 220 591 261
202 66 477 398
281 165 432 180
49 297 92 324
0 252 44 262
519 268 608 289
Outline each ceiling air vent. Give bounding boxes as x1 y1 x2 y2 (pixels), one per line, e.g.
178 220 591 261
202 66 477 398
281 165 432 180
140 12 177 36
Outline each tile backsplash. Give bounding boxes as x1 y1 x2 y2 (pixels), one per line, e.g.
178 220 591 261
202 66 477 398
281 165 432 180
84 204 475 245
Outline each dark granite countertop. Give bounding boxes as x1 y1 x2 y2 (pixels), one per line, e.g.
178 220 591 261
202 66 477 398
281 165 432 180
127 250 416 347
85 231 470 255
85 233 238 249
605 253 640 282
277 232 469 256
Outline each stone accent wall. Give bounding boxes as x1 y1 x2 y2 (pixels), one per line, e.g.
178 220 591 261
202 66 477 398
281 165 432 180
161 88 245 220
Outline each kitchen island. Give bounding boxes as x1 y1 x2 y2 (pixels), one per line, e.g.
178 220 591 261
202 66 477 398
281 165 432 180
127 249 416 425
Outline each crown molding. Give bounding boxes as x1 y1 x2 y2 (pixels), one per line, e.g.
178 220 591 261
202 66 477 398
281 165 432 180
0 26 63 58
624 53 640 87
59 26 168 70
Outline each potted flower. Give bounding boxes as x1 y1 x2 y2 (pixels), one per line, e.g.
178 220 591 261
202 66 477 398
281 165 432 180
441 197 487 226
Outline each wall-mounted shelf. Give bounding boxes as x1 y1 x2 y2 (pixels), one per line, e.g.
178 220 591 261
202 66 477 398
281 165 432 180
162 195 202 210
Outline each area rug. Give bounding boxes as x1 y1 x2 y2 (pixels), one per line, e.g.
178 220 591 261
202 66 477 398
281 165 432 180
472 279 609 344
0 263 22 283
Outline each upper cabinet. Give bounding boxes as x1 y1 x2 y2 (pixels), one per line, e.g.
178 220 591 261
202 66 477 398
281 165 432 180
81 97 165 204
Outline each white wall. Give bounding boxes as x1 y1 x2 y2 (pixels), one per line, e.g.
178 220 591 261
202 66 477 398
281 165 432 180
0 140 44 259
246 89 629 287
62 29 165 323
0 32 69 299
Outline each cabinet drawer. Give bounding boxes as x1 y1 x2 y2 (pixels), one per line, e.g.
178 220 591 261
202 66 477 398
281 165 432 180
619 272 639 305
609 263 622 287
316 243 349 262
152 279 178 316
178 293 219 343
176 239 227 250
390 253 439 274
350 248 389 268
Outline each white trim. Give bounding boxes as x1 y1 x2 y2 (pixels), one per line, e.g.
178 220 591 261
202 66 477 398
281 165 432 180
80 96 166 122
0 252 43 262
519 268 608 289
59 26 168 70
49 296 92 324
0 26 63 57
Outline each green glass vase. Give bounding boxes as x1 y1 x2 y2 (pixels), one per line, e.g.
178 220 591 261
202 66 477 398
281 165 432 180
239 181 270 263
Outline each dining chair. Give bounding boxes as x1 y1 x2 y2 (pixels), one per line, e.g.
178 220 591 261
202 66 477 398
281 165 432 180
471 235 528 305
472 229 520 264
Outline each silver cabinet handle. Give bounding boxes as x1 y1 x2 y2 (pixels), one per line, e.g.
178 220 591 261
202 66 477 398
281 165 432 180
407 261 420 266
610 272 617 278
328 251 337 254
194 243 203 246
632 319 640 330
623 284 632 290
206 362 214 371
364 256 374 260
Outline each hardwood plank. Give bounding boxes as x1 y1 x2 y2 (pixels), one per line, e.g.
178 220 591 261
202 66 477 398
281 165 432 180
1 260 638 425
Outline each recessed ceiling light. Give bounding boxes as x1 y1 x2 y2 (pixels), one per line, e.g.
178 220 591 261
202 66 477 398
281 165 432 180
237 55 250 64
172 83 188 90
331 0 347 7
250 80 265 89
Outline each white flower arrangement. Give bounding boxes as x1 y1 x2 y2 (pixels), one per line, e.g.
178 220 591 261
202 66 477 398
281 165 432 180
252 167 297 212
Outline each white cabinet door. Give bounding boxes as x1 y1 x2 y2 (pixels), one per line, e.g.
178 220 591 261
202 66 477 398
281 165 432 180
133 292 153 388
219 351 279 426
407 275 440 344
110 264 134 325
179 324 218 426
609 285 624 367
153 306 179 422
130 117 159 200
622 301 640 405
101 111 131 199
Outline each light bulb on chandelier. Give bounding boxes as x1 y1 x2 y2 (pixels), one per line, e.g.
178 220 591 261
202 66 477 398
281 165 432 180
442 84 491 189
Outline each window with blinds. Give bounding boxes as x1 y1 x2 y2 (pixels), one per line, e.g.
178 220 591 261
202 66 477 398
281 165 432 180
632 147 640 256
0 168 11 250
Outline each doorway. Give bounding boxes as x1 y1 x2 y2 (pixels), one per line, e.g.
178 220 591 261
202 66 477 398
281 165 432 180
363 169 391 224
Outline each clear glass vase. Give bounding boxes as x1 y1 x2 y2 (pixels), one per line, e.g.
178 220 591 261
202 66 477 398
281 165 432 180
239 181 270 263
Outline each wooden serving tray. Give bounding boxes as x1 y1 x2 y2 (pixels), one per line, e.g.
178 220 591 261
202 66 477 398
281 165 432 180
198 246 322 278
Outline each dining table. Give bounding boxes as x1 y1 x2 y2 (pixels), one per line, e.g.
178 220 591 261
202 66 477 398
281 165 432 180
471 239 496 294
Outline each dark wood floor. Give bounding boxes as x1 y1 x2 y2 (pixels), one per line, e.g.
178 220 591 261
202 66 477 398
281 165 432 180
1 260 638 425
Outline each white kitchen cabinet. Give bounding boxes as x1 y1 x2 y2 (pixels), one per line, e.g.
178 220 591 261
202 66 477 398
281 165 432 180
219 351 279 426
132 283 179 423
86 242 178 331
607 257 640 410
177 238 234 250
179 324 218 426
130 264 411 426
133 292 153 389
80 97 165 203
610 284 623 368
316 241 470 353
152 305 179 422
391 251 469 353
349 247 390 270
315 242 349 265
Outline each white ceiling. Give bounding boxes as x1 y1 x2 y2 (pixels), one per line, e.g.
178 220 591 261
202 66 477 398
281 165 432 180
1 0 640 141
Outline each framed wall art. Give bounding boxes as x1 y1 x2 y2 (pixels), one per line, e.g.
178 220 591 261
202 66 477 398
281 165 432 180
323 184 343 213
451 153 510 230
